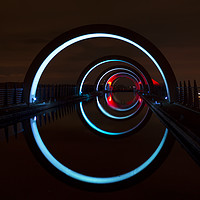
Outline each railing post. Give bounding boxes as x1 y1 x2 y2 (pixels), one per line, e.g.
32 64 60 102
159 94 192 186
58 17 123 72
51 84 54 101
61 84 63 99
47 84 50 101
183 81 187 105
4 83 8 106
188 80 193 107
57 84 59 99
64 84 66 97
55 84 58 100
179 81 183 103
67 84 69 97
13 83 17 105
21 83 24 104
176 86 179 103
193 80 199 109
43 84 46 101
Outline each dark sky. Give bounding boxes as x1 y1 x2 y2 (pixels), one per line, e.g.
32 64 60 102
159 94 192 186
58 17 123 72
0 0 200 85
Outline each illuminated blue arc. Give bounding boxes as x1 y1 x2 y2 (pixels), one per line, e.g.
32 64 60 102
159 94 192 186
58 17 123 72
30 117 168 184
96 96 140 120
80 102 138 135
29 33 169 102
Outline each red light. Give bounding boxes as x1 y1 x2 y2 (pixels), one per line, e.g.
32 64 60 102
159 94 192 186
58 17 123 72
152 79 160 86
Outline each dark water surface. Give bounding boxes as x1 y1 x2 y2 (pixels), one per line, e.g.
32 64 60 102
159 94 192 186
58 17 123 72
0 96 199 199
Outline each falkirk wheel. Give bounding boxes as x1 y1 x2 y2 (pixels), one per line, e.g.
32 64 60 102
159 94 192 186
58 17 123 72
24 25 177 190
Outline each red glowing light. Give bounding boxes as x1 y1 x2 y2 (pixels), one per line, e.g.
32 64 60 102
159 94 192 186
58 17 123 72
152 79 160 86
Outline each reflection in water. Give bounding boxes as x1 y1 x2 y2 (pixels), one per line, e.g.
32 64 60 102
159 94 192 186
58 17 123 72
22 92 174 191
79 95 149 135
105 92 140 111
0 102 78 141
37 102 78 127
0 122 24 142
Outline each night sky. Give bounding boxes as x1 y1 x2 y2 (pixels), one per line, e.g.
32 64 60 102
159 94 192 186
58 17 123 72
0 0 200 85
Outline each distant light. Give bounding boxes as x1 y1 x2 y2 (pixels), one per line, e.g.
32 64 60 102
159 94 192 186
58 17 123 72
33 116 37 121
32 97 37 103
155 101 161 105
165 96 168 100
108 81 112 86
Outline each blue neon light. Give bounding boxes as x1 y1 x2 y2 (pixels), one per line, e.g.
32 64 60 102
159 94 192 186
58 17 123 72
96 96 140 120
29 33 170 102
30 117 168 184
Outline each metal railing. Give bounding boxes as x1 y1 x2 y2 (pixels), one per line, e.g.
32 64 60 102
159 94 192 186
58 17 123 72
0 81 199 110
35 84 78 103
0 82 78 107
0 83 24 107
176 80 200 110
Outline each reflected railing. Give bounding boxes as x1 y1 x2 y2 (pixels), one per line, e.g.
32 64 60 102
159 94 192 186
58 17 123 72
0 100 79 142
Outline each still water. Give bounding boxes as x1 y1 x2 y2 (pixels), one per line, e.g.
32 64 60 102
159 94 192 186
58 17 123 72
0 93 199 199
